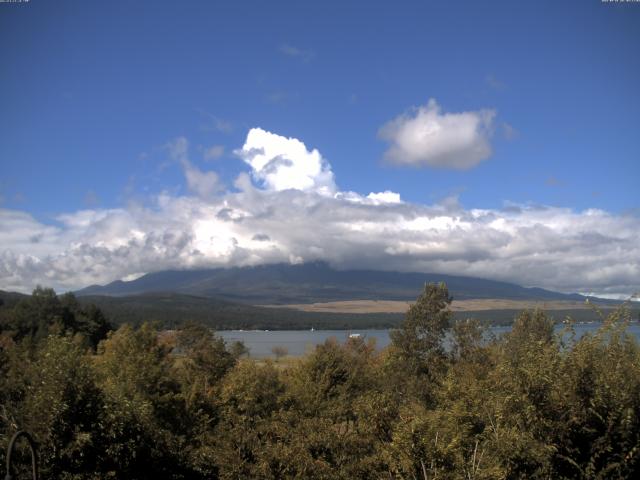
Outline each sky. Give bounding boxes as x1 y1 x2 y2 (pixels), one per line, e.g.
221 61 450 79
0 0 639 298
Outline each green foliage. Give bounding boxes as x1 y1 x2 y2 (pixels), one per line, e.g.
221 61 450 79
2 287 74 343
0 287 112 349
176 320 239 387
93 323 196 478
59 293 112 350
2 284 640 479
78 292 405 330
213 360 286 478
19 336 106 477
549 309 640 479
287 337 378 420
391 282 452 361
388 282 452 404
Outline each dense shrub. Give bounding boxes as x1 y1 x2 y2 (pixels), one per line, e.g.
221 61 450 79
1 284 639 479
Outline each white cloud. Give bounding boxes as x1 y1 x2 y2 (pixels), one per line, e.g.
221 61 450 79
379 99 496 169
1 129 638 299
183 162 221 199
366 191 402 204
235 128 336 196
334 190 402 205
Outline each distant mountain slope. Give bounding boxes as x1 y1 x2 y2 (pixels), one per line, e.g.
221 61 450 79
76 262 591 304
75 293 628 330
76 292 403 330
3 289 628 331
0 289 29 308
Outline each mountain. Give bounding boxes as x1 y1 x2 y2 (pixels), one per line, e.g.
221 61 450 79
1 286 630 332
76 262 590 304
0 289 29 308
0 286 401 330
2 264 625 331
74 292 403 330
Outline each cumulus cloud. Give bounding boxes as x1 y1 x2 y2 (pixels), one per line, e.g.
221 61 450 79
1 129 638 298
235 128 336 195
379 99 496 169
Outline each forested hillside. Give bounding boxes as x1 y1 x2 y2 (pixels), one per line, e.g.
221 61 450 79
2 289 634 332
2 284 639 478
76 262 595 304
77 292 404 330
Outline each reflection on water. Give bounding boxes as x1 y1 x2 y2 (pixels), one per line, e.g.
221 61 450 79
219 322 640 358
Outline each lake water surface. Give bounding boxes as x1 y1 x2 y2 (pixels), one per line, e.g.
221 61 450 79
219 322 640 358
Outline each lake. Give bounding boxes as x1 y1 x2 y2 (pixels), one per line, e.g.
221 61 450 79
219 322 640 358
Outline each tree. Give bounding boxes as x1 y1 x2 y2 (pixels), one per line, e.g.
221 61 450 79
93 323 191 478
59 293 113 349
175 321 240 388
8 335 107 478
391 282 452 361
549 308 640 478
505 309 554 355
0 288 111 349
388 282 452 403
451 318 486 362
2 287 71 343
214 360 286 479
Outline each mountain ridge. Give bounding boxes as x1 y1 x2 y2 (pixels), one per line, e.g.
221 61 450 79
75 262 595 305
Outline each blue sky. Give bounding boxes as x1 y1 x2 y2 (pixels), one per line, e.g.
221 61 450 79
1 0 639 296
